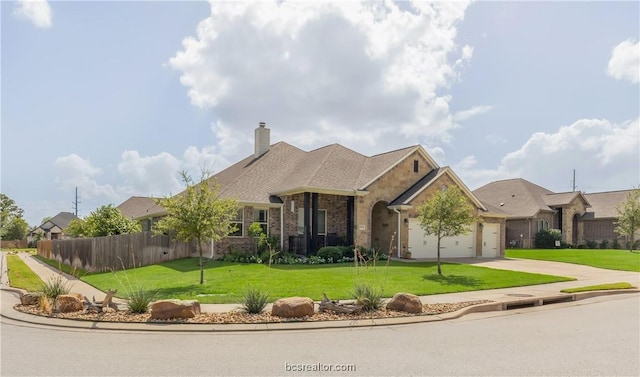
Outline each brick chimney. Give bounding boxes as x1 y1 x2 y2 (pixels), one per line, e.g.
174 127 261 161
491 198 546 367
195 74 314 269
254 122 270 158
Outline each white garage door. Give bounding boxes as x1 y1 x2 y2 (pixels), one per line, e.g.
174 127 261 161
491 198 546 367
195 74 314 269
408 219 476 258
481 223 499 258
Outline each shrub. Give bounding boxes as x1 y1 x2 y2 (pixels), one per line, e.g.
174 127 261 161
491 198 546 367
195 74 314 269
585 240 597 249
317 247 342 262
534 229 562 249
240 286 269 314
599 239 609 249
612 238 621 249
40 275 71 299
352 283 384 312
126 289 154 314
339 246 354 258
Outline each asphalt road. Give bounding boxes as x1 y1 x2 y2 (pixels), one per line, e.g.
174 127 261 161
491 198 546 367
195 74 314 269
1 294 638 377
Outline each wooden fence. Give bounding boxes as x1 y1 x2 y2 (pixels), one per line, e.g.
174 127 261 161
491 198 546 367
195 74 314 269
1 239 28 249
37 232 199 272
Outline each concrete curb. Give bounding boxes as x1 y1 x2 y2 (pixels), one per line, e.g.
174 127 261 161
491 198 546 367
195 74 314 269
2 288 637 333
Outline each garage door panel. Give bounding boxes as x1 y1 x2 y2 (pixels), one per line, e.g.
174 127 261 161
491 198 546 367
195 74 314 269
408 219 475 258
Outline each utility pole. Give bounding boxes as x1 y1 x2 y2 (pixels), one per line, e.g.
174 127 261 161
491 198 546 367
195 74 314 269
72 187 81 216
572 169 576 192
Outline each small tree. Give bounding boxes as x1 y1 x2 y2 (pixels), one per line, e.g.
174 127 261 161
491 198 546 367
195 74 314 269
615 188 640 252
154 171 239 284
418 185 477 275
249 222 279 267
65 218 88 238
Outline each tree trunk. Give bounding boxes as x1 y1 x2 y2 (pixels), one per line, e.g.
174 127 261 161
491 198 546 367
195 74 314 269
437 237 442 275
198 238 204 285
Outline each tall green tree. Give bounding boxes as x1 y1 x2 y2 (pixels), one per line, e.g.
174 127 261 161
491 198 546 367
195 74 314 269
68 205 140 238
154 171 239 284
615 187 640 252
417 185 478 275
4 217 29 240
1 193 24 238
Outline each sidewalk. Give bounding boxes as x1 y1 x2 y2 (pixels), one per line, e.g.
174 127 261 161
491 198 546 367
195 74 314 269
1 251 639 332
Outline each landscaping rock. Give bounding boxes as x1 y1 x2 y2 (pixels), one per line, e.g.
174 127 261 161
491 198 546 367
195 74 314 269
21 292 43 306
386 292 423 313
54 294 84 313
150 300 201 320
271 297 315 318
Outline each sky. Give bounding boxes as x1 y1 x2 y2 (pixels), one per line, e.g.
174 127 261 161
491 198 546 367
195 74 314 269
2 0 639 227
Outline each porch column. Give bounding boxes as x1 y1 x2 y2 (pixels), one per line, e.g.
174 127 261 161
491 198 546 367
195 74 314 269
304 192 311 255
311 193 319 254
347 196 355 246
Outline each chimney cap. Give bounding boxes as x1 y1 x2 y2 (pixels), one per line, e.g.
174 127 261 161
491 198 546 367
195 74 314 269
259 122 266 128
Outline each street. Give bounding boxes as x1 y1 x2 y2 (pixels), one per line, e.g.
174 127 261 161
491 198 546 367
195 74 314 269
1 294 638 376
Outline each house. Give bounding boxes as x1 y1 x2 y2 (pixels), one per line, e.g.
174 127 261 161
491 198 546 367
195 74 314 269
27 212 79 242
473 178 636 248
153 122 505 258
117 196 164 231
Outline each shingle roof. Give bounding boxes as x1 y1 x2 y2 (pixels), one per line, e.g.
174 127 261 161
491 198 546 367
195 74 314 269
39 212 78 231
389 168 442 206
117 196 165 219
473 178 555 218
210 142 424 203
582 190 635 219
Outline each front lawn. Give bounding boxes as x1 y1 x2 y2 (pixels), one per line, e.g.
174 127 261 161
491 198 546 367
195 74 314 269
506 249 640 272
81 258 573 304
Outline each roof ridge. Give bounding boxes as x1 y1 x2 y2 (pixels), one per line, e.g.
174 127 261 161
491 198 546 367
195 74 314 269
369 144 417 158
302 144 342 187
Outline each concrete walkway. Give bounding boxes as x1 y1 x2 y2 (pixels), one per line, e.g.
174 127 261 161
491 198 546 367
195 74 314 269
1 251 639 331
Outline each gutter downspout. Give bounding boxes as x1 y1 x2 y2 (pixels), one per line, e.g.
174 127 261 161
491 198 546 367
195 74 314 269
393 209 401 258
280 203 285 251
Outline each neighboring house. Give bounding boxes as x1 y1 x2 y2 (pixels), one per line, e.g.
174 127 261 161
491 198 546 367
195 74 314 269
473 178 635 248
117 196 164 231
27 212 79 242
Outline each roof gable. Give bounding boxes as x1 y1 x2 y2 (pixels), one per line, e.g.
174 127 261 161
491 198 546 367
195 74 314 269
117 196 165 219
582 190 635 219
38 212 78 231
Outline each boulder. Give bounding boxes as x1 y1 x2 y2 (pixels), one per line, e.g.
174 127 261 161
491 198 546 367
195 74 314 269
69 292 84 302
21 292 43 306
271 297 315 318
386 292 423 314
54 294 84 313
150 300 201 320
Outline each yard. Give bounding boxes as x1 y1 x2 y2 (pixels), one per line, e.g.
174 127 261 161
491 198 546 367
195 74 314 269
80 258 573 304
506 248 640 272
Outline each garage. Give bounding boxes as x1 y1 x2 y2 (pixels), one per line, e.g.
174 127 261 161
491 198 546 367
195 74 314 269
481 223 500 257
408 219 476 258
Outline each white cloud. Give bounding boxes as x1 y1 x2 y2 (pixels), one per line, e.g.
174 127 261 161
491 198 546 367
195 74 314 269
54 154 118 201
117 151 182 196
13 0 52 28
607 39 639 83
169 0 476 157
456 118 640 192
453 105 493 122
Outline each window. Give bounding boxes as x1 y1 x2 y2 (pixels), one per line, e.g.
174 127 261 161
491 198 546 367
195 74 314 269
253 209 268 234
413 160 419 173
536 219 549 232
230 209 244 237
297 209 327 235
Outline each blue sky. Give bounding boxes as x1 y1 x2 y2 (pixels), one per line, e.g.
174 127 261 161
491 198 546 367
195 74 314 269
2 0 639 227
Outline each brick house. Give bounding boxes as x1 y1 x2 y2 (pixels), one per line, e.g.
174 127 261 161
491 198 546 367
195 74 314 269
473 178 636 248
27 212 79 243
124 123 506 258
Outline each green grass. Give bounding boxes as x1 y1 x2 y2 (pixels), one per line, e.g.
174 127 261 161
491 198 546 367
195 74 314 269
81 258 573 304
6 255 45 292
561 282 635 293
34 255 90 277
506 249 640 272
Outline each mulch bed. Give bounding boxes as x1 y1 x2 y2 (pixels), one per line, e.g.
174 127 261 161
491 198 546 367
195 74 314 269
14 300 491 324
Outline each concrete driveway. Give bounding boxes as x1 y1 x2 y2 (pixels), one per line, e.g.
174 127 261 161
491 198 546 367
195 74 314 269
441 257 640 284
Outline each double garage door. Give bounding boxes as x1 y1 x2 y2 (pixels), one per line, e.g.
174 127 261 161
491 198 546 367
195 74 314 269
408 220 500 258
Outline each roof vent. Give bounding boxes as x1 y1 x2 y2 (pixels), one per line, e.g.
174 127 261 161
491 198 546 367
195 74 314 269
254 122 270 158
